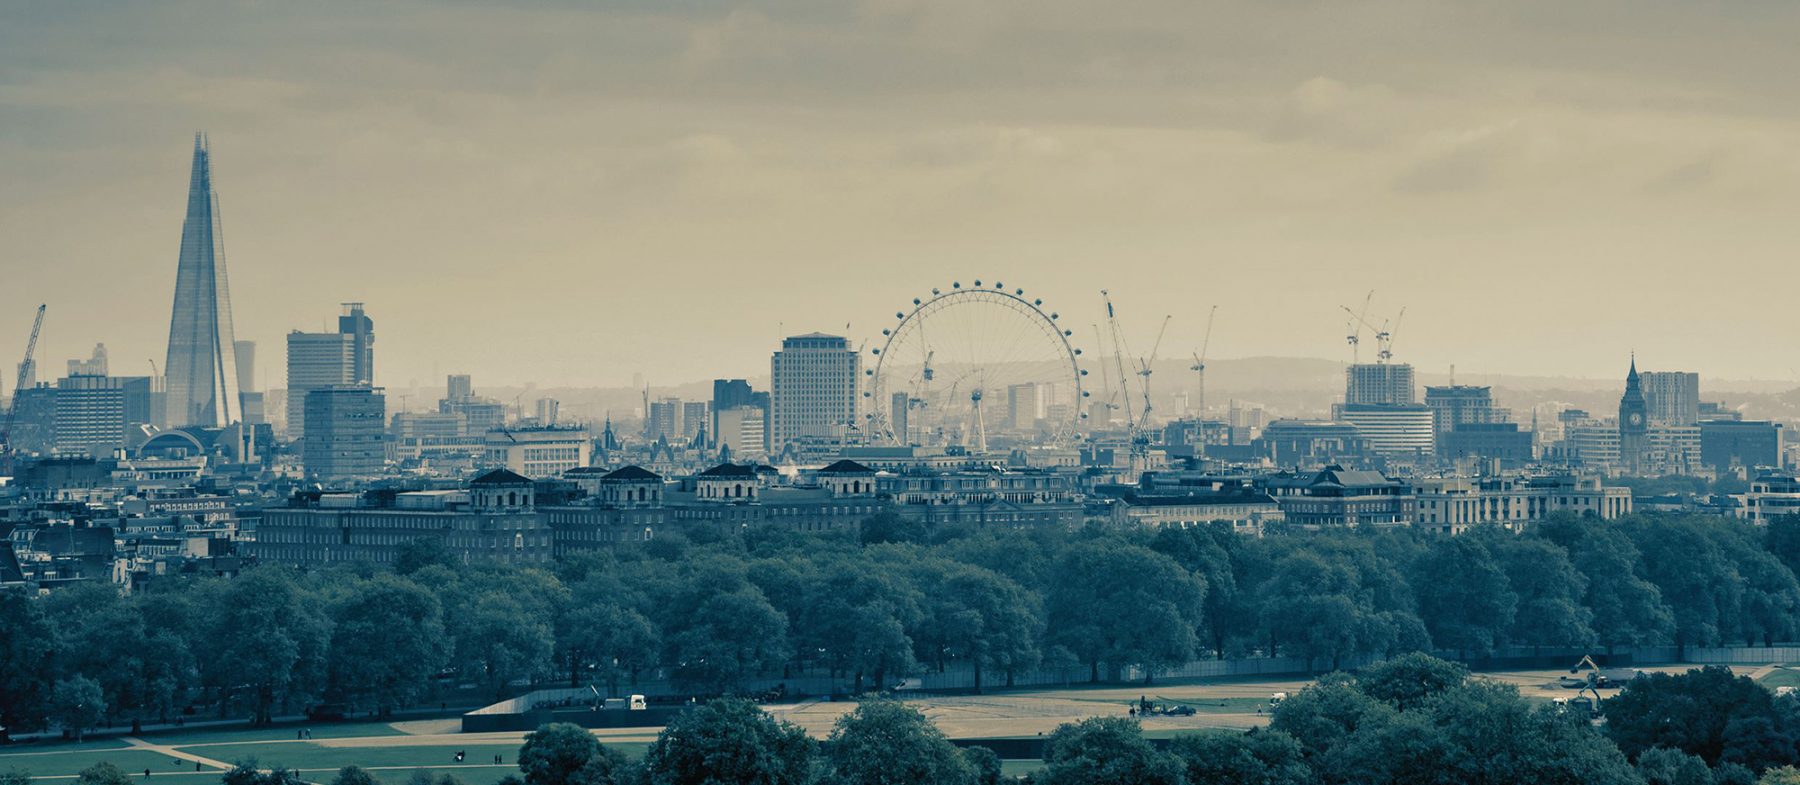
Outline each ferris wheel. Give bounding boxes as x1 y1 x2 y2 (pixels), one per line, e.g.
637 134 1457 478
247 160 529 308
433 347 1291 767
865 281 1087 449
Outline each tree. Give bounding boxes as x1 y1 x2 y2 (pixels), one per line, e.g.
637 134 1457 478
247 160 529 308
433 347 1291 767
207 568 332 724
50 676 105 741
1762 766 1800 785
221 763 307 785
518 723 628 785
907 560 1041 691
0 591 55 740
329 575 448 716
73 764 132 785
330 767 381 785
1038 717 1186 785
1636 747 1712 785
559 600 659 694
1268 676 1395 764
961 747 1002 785
1166 728 1310 785
1045 541 1204 683
0 770 29 785
1605 666 1790 767
1412 538 1516 657
643 698 813 785
1487 535 1595 650
1632 519 1744 652
1356 653 1468 711
825 700 974 785
666 587 791 694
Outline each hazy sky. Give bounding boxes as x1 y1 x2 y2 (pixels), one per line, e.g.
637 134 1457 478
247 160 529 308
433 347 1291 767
5 1 1800 391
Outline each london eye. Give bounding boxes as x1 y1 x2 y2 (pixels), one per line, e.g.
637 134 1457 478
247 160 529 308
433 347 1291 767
865 281 1086 449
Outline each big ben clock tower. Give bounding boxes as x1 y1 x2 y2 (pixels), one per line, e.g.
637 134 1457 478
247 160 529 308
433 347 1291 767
1618 355 1648 475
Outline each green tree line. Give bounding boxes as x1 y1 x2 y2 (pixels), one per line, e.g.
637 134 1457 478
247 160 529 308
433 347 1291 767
6 511 1800 738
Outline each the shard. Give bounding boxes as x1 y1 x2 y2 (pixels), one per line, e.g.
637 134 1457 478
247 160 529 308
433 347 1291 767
163 133 242 428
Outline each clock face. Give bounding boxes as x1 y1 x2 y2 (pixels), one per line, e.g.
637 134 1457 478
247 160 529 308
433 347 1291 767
1628 413 1643 426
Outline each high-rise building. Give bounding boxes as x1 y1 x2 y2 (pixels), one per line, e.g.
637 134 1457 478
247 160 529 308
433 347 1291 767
337 303 375 385
285 330 355 441
302 385 386 481
1007 383 1045 431
717 405 768 458
1423 385 1508 452
447 374 473 404
163 133 243 428
647 397 682 442
681 401 709 442
712 379 754 432
234 340 264 425
1336 403 1434 456
770 333 859 451
52 375 155 457
1344 363 1415 406
67 344 108 377
1641 371 1700 426
1700 420 1783 474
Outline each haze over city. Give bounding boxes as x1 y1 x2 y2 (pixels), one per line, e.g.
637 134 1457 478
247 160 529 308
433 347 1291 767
8 2 1800 388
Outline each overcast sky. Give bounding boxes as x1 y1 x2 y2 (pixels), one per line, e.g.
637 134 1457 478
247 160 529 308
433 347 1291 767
4 1 1799 391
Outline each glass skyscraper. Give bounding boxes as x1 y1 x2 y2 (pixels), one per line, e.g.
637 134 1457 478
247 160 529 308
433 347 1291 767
162 133 242 428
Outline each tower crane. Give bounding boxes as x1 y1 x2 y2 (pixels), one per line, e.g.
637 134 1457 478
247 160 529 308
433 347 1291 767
1100 291 1136 432
1341 301 1407 364
1345 290 1373 363
1190 305 1218 420
1135 314 1172 428
1 304 47 462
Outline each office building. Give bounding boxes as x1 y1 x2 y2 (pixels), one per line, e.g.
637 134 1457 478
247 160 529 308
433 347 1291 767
1414 476 1633 534
67 344 108 377
51 375 155 457
1701 420 1782 474
712 379 757 437
1263 466 1416 529
301 386 386 481
716 405 768 458
285 330 355 441
1424 385 1507 451
1345 363 1415 406
647 397 682 442
1739 473 1800 526
1336 404 1434 456
447 374 473 404
162 134 243 428
484 426 591 478
534 398 560 425
1439 423 1533 464
770 333 859 451
233 340 263 424
251 470 552 566
1641 371 1700 426
1007 383 1045 431
681 401 709 442
337 303 375 385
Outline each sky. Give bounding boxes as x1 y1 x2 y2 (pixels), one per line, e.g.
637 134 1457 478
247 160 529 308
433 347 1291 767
4 1 1800 392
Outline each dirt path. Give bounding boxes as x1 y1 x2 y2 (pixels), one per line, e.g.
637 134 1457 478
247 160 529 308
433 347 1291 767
122 737 234 771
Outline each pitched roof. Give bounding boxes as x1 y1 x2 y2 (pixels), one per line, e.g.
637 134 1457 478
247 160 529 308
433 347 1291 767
818 459 875 474
470 468 533 486
602 465 662 481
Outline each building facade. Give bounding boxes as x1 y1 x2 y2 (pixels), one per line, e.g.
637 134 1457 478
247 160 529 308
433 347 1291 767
302 386 386 481
770 333 859 451
285 330 355 441
162 134 243 429
1641 371 1700 426
483 426 591 478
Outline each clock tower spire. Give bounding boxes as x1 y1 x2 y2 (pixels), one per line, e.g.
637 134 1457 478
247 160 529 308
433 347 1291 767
1619 353 1648 475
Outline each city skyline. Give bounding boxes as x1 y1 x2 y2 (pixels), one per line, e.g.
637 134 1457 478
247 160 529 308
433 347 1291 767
9 3 1800 389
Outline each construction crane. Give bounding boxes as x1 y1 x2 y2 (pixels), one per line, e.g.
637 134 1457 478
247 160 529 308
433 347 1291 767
1344 290 1373 363
1190 305 1218 421
1341 301 1407 364
1100 292 1136 432
1135 314 1172 428
1 304 47 462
